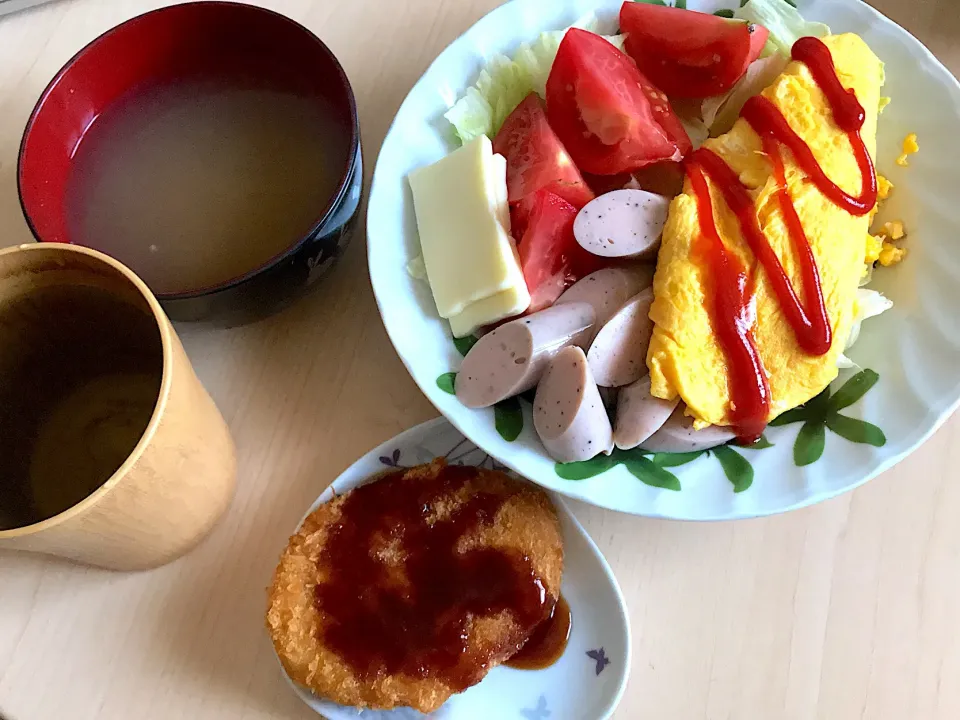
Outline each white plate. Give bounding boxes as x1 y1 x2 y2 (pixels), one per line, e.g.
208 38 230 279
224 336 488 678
276 418 631 720
367 0 960 519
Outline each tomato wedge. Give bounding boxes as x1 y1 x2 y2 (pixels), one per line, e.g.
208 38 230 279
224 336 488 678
546 28 691 175
493 94 594 237
620 2 769 99
494 94 594 209
518 190 603 312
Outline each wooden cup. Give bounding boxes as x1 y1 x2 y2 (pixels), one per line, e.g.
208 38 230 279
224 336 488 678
0 243 237 570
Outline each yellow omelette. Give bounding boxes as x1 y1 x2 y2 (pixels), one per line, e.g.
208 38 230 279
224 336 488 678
647 34 884 427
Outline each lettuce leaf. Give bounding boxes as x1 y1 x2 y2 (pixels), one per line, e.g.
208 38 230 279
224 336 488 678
671 98 711 150
735 0 830 57
838 288 894 368
847 288 894 350
701 54 789 134
445 13 624 145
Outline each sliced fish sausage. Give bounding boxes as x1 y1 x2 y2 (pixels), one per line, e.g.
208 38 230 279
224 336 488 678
574 189 671 260
534 346 614 463
614 375 680 450
639 405 737 453
587 289 655 388
455 302 596 409
556 266 655 343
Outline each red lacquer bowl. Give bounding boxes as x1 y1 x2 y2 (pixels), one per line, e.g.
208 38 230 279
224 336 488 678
18 2 362 325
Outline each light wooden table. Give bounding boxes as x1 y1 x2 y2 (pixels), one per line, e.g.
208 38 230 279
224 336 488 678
1 1 958 718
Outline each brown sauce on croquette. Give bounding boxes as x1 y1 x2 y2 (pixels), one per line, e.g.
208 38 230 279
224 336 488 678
313 465 554 690
505 594 571 670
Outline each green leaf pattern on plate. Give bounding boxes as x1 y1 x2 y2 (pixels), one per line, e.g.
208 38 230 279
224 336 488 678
768 407 809 427
555 454 618 481
625 456 683 491
650 450 705 467
828 369 880 412
453 335 479 358
556 443 760 494
794 420 826 467
556 448 695 490
713 445 755 493
771 370 887 466
436 372 457 395
494 398 523 442
826 414 886 447
744 434 775 450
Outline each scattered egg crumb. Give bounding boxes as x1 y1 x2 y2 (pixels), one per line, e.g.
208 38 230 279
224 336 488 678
877 174 893 201
883 220 905 241
879 96 891 114
867 165 908 270
896 133 919 167
879 244 907 267
869 218 908 268
869 175 893 223
867 218 908 269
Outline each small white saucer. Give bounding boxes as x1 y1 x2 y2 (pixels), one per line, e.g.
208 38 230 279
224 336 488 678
274 417 631 720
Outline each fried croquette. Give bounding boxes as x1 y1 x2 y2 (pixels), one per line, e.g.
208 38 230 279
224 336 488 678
266 460 564 713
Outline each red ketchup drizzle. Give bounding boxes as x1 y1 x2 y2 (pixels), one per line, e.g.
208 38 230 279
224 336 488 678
741 97 877 215
686 36 878 440
760 135 833 355
687 162 771 442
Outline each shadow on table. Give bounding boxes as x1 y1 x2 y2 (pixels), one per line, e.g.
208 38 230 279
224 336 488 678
148 297 342 720
148 250 402 720
146 490 319 720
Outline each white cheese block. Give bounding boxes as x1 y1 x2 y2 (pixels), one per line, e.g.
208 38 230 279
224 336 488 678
448 285 531 338
408 136 529 319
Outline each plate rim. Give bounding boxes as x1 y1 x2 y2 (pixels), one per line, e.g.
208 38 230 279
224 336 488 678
366 0 960 520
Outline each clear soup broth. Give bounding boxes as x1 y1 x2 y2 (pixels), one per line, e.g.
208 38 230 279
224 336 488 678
64 79 349 295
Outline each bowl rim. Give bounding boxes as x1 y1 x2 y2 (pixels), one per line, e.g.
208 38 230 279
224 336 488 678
16 0 361 301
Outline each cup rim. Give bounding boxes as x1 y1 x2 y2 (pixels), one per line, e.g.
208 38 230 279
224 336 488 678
16 0 361 302
0 243 176 539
